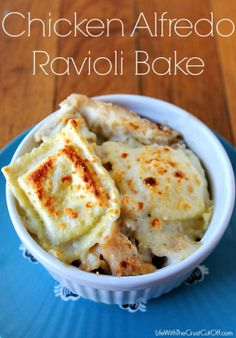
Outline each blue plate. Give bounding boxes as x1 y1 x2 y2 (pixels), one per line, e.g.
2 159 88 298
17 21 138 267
0 131 235 338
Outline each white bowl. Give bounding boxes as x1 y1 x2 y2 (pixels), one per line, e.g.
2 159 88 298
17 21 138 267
6 94 235 305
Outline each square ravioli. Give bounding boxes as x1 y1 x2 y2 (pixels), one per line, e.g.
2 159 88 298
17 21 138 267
98 141 209 221
36 94 180 146
3 120 120 248
98 141 212 264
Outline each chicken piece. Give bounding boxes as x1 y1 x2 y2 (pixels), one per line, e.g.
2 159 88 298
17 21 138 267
99 226 155 276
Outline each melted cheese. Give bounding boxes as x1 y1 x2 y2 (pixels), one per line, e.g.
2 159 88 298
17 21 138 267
98 141 212 264
99 142 208 220
35 106 96 144
2 120 120 262
38 94 179 146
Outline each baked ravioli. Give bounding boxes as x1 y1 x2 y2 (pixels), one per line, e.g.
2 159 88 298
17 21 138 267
35 94 180 146
98 142 212 264
2 119 121 265
35 105 96 144
2 94 213 276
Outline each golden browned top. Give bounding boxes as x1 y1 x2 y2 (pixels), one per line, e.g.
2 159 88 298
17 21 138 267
28 159 53 200
61 145 101 199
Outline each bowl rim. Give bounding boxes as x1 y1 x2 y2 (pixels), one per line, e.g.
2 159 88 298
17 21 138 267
5 94 236 290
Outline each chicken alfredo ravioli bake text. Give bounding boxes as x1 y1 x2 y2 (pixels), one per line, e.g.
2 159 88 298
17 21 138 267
2 94 213 276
